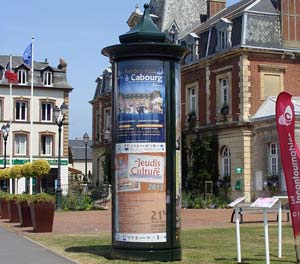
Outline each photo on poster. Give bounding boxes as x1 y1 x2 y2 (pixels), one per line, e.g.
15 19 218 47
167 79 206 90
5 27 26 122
117 60 165 143
115 153 140 192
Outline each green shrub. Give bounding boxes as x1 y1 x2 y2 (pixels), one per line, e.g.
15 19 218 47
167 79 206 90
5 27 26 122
29 193 55 204
62 194 92 211
15 194 31 203
182 192 229 209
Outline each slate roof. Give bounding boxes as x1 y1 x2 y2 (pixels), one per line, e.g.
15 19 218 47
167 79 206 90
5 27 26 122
149 0 206 32
0 55 72 89
179 0 289 63
69 139 93 160
93 67 112 100
251 96 300 122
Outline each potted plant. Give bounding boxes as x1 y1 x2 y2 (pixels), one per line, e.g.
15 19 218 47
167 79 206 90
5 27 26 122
32 160 51 193
16 194 32 227
6 193 20 223
29 193 55 232
0 191 9 219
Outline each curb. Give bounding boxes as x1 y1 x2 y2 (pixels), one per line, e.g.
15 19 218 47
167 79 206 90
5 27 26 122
22 234 80 264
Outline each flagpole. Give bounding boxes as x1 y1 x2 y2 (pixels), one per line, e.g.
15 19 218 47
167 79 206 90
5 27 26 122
9 55 13 193
29 37 34 195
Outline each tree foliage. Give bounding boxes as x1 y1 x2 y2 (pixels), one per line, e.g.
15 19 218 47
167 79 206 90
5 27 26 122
183 133 219 194
10 165 23 179
32 160 50 177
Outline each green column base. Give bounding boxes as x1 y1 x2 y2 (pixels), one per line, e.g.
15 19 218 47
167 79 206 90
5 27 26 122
111 246 182 261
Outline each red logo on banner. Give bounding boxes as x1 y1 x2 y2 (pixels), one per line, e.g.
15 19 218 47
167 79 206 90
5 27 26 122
276 92 300 238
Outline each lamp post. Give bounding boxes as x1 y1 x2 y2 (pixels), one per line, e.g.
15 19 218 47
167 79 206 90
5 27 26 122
83 132 89 184
1 123 10 192
53 102 68 210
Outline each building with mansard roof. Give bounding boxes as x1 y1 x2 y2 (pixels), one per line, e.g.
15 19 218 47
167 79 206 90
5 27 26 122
89 67 112 185
0 55 72 194
180 0 300 201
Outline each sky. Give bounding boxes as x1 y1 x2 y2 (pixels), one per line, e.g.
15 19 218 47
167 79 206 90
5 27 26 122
2 0 238 139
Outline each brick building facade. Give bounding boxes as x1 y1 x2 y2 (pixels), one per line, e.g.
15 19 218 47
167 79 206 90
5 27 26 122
180 0 300 201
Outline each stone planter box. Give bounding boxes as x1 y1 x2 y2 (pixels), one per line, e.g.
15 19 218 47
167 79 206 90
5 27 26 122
0 199 9 219
30 202 55 232
18 201 32 227
7 200 20 223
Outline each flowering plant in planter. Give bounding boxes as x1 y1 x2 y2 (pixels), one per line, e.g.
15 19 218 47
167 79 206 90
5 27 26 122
29 193 55 232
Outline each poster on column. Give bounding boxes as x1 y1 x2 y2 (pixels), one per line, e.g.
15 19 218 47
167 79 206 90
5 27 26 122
115 60 166 243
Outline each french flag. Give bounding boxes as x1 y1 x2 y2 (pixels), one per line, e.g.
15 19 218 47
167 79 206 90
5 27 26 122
4 62 18 83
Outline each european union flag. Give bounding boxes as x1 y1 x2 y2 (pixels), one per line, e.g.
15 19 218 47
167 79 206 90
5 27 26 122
23 43 32 66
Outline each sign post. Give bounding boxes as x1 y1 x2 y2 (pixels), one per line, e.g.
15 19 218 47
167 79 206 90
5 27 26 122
229 197 246 263
251 197 279 264
102 4 188 261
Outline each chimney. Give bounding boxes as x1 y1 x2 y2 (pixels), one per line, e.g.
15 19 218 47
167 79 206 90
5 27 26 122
280 0 300 48
57 58 68 71
207 0 226 18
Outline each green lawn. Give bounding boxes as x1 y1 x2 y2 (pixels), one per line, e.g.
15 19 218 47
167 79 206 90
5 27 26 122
28 225 298 264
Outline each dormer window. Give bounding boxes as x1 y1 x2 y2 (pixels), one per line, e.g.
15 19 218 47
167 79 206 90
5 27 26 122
216 18 232 51
18 69 27 85
180 33 199 63
43 71 53 86
0 67 4 80
168 23 179 44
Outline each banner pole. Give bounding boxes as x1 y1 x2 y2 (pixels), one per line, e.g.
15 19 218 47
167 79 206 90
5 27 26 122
295 238 300 264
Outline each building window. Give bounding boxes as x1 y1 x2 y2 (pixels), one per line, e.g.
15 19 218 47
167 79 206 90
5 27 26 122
259 65 285 100
41 135 53 156
220 78 229 105
15 101 28 121
269 142 279 175
43 71 53 86
104 108 111 130
18 69 27 85
0 67 3 80
219 31 227 50
0 100 3 121
41 102 53 122
216 18 232 51
222 147 231 177
15 134 27 155
96 110 100 141
185 83 198 118
216 71 232 116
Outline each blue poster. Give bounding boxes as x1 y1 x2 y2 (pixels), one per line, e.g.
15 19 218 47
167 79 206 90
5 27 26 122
117 60 165 143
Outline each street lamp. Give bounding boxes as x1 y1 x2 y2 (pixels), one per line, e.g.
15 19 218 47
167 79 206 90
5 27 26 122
83 132 89 184
53 102 68 210
1 122 10 192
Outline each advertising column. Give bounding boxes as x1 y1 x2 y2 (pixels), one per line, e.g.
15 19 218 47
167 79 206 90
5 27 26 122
115 60 167 243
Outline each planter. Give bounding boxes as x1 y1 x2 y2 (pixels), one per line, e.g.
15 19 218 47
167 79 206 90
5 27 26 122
7 200 20 223
0 199 9 219
30 202 55 232
18 201 32 227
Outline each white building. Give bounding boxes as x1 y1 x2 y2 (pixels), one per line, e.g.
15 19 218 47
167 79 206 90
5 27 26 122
0 55 72 194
